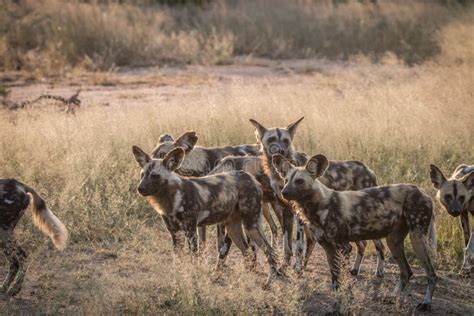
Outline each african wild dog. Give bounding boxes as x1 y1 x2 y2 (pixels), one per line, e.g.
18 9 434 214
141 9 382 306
151 131 262 246
273 154 437 311
430 164 474 274
249 117 385 276
132 146 279 286
0 179 68 296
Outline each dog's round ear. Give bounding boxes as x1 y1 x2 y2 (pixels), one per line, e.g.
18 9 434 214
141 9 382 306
306 154 328 179
429 164 447 190
132 146 151 168
272 154 293 178
163 147 185 171
174 131 198 152
159 133 174 143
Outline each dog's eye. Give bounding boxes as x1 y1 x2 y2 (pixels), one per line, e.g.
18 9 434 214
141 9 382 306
151 173 160 179
444 194 452 201
268 137 276 142
295 179 303 185
459 196 465 203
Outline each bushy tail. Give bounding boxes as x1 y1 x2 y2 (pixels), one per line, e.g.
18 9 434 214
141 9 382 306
25 185 68 251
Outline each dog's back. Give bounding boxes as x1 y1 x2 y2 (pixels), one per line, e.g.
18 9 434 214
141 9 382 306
210 156 275 201
0 179 30 229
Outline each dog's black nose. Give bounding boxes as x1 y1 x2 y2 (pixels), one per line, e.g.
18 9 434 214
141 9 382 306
137 187 146 195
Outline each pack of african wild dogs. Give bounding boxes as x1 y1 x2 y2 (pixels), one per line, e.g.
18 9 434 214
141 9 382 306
1 117 473 311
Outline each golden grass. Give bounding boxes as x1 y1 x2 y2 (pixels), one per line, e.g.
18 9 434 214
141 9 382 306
1 58 473 311
0 2 473 314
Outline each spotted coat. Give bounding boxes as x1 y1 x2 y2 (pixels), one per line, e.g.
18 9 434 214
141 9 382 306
249 117 383 275
132 146 279 286
151 131 260 177
274 154 437 311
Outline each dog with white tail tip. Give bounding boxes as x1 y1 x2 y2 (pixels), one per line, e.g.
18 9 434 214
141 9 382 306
0 178 68 296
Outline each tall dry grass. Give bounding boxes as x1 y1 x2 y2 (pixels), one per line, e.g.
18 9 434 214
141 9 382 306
0 0 470 73
0 2 473 314
2 58 472 311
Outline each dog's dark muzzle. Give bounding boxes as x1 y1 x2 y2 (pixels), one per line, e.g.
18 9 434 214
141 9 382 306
281 187 298 201
446 202 463 217
137 186 152 196
268 144 286 156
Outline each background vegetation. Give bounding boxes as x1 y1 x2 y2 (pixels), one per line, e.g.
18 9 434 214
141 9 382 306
0 0 471 73
0 0 473 314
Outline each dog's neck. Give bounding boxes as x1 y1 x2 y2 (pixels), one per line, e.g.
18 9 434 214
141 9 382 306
293 181 334 226
147 177 183 216
261 145 298 178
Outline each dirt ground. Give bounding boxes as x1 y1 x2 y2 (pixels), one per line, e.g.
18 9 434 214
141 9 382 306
1 60 473 314
1 228 473 314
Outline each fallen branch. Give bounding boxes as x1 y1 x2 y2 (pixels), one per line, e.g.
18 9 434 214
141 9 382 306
1 90 82 114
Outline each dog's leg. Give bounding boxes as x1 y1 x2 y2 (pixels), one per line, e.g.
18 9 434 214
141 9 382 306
216 224 233 268
262 203 278 247
162 216 180 251
0 230 19 294
462 231 474 274
6 245 27 297
373 239 385 277
351 240 366 276
184 228 198 254
410 230 437 311
280 204 294 269
271 200 293 268
244 227 258 261
319 237 340 290
386 224 411 296
303 225 317 269
460 212 473 274
225 221 253 269
244 224 279 287
461 211 470 247
198 226 207 251
270 200 284 231
294 218 305 274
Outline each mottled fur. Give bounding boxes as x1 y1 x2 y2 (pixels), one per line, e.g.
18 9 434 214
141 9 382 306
152 131 260 177
151 131 262 248
274 154 437 311
210 155 286 250
249 117 384 275
0 179 68 296
132 146 279 285
430 164 474 274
